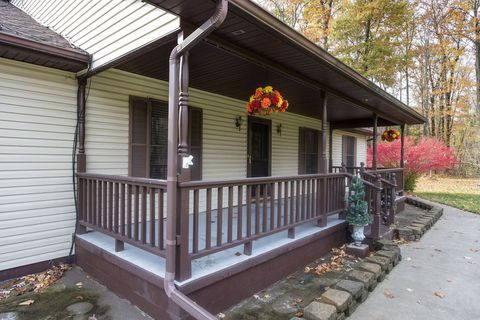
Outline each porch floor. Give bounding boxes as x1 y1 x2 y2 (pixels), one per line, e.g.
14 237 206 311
77 214 344 285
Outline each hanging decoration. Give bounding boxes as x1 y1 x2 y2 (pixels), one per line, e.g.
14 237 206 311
381 129 400 142
246 86 289 116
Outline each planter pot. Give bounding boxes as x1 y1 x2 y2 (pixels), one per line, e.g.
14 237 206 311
351 225 366 246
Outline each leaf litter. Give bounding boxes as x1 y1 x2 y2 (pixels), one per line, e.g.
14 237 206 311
0 264 71 301
304 245 358 276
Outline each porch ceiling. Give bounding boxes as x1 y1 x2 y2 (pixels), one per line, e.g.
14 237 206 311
122 0 426 126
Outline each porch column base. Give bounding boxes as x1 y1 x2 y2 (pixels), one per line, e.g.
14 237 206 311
345 243 369 258
77 224 87 235
77 153 86 173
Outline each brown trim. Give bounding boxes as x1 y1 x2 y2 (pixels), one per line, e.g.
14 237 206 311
0 32 89 64
0 256 70 282
330 117 395 129
247 116 272 178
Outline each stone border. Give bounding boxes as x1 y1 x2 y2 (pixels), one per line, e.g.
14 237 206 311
394 196 444 241
296 241 401 320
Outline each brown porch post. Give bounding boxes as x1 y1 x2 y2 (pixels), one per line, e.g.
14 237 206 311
176 52 192 281
328 127 333 172
77 78 87 234
400 124 405 168
372 114 378 170
319 92 328 173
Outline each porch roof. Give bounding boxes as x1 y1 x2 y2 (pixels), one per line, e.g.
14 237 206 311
0 1 89 72
119 0 426 127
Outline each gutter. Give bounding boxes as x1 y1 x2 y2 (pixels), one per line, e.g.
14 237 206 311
165 1 228 319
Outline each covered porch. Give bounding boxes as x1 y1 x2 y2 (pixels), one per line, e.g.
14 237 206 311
73 0 425 318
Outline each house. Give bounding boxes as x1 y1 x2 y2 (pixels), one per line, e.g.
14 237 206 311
0 0 425 319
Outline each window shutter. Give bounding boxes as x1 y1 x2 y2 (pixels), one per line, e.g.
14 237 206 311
189 107 203 181
150 100 169 179
130 98 149 177
298 128 306 174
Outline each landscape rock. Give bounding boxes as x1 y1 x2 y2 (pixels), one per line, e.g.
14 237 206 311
320 289 352 312
357 262 382 277
271 294 299 315
333 280 365 300
347 270 375 288
0 312 17 320
365 256 391 271
303 301 337 320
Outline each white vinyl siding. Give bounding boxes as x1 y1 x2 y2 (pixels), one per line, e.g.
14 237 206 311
331 131 368 167
85 69 324 179
0 58 77 271
12 0 179 71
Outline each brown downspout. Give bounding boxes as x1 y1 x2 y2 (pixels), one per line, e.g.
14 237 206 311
165 1 228 319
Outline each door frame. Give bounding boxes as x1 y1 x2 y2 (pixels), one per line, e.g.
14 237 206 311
247 116 272 178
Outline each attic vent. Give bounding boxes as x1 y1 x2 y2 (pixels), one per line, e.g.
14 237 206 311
231 29 246 36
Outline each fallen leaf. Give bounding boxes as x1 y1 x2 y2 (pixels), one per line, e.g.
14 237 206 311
406 257 412 261
88 315 98 320
384 291 394 299
304 266 311 273
295 311 304 318
434 249 443 252
76 282 83 287
75 295 84 300
406 288 414 292
217 313 225 319
470 248 479 253
18 299 34 306
434 291 445 299
264 294 270 299
234 252 241 256
446 280 452 283
464 256 472 260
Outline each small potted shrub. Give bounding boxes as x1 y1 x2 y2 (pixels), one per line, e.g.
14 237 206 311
346 176 371 246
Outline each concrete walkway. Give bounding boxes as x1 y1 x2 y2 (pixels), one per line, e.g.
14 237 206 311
350 204 480 320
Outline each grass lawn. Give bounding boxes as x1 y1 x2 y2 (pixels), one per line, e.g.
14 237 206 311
414 176 480 214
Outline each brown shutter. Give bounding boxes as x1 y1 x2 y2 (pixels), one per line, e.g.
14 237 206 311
150 100 169 179
130 97 149 177
189 107 203 181
298 128 306 174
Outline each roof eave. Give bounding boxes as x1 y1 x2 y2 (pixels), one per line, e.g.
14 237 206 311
0 32 90 71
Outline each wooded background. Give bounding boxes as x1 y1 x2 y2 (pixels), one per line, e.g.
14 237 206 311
258 0 480 175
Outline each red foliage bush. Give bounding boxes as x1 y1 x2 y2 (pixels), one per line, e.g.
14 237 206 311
367 137 458 190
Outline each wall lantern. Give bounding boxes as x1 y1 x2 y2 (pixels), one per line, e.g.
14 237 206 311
235 116 243 131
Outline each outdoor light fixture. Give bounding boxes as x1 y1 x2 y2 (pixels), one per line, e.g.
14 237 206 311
277 123 282 136
235 116 243 131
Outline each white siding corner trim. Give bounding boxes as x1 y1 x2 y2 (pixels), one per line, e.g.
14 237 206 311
0 58 77 271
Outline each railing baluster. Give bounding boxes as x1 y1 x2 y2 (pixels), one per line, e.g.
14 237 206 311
193 189 200 253
283 181 288 226
206 188 212 250
295 180 300 222
262 184 268 232
120 183 125 236
245 185 252 255
141 186 147 244
277 182 282 229
134 186 139 241
289 181 294 225
92 180 97 226
270 183 275 230
158 189 164 250
108 182 113 231
102 181 107 229
255 185 260 235
306 179 311 219
149 188 156 247
237 185 243 241
217 187 223 246
127 185 132 239
114 183 119 233
227 186 233 243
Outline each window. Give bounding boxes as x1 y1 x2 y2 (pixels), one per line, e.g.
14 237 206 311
129 97 202 180
299 128 319 174
342 135 356 168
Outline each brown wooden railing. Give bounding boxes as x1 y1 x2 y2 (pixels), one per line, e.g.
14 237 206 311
178 174 347 260
77 171 387 281
77 173 167 256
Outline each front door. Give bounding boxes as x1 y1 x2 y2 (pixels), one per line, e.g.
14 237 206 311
247 117 271 178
